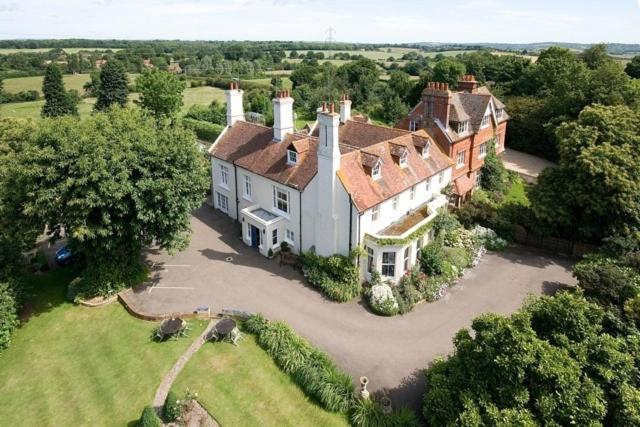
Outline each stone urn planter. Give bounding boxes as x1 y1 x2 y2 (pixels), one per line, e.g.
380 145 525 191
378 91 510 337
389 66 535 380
381 396 392 415
359 376 369 400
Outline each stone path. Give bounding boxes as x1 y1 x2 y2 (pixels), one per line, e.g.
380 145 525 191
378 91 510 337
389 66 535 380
153 319 216 413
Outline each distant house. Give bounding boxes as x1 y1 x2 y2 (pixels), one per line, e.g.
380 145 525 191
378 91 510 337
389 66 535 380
168 61 182 74
95 59 107 69
397 75 509 206
209 86 453 283
142 59 155 69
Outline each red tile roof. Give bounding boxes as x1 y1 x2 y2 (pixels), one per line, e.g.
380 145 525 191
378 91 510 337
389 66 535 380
453 174 474 196
213 119 453 213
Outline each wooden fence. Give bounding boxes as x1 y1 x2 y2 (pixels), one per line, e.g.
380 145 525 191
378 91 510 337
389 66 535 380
513 226 598 258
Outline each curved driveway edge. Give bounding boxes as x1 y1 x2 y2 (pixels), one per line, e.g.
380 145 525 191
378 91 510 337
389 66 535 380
121 206 576 411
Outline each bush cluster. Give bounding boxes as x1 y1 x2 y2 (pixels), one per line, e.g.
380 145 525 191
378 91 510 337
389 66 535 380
163 390 182 422
0 282 19 351
138 406 162 427
182 118 224 142
366 272 399 316
245 314 354 413
1 90 40 103
350 397 420 427
298 251 361 302
204 77 270 92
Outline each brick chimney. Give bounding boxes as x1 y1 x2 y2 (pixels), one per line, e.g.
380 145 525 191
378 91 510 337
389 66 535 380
272 90 294 142
458 74 479 94
422 82 453 129
339 93 351 124
225 82 245 126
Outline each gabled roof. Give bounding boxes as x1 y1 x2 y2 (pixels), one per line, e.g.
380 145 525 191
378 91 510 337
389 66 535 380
311 119 409 149
211 121 317 190
338 134 453 212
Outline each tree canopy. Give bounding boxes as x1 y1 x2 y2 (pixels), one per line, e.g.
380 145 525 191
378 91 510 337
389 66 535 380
135 69 186 122
94 61 129 111
4 108 208 297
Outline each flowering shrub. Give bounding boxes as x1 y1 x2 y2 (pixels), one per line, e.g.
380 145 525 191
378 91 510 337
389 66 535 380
299 251 361 302
369 283 399 316
472 225 508 251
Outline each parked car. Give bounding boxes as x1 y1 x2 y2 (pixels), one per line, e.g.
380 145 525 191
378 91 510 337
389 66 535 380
55 246 74 266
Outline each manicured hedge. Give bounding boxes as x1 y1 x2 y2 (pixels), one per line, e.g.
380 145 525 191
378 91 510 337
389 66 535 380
182 118 224 142
298 251 361 302
138 406 162 427
245 314 354 413
0 283 18 351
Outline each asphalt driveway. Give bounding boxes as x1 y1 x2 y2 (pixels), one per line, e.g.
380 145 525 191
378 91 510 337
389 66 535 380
123 205 576 410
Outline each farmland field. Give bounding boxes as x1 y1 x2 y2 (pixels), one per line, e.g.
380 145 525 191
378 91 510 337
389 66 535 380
285 48 476 62
0 86 225 119
2 73 140 95
0 47 121 54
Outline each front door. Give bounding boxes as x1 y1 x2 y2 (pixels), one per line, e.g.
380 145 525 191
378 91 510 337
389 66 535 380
250 225 261 249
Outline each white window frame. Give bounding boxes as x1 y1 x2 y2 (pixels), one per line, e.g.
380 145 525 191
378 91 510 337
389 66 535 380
422 144 430 159
479 143 487 158
456 151 466 169
409 120 417 132
371 205 379 222
403 247 410 272
496 108 504 119
220 164 229 187
272 229 278 246
285 229 295 244
410 185 416 200
243 175 252 199
392 196 399 210
425 178 431 192
372 162 381 180
457 121 469 134
287 150 298 165
399 151 408 168
366 246 375 274
481 114 490 128
381 252 396 277
272 186 290 215
216 191 229 213
475 171 482 188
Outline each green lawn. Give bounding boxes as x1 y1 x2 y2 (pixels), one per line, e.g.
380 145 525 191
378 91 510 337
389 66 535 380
172 334 349 427
0 268 207 427
2 73 139 95
244 77 293 89
1 86 225 120
503 176 531 206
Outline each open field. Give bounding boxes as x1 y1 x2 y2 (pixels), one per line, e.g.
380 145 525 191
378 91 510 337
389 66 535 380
2 73 140 95
0 269 208 427
0 47 122 54
244 76 293 89
172 334 349 427
0 86 225 119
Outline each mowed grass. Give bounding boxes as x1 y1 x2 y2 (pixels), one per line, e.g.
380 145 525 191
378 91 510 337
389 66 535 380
0 268 207 427
3 73 139 95
1 86 225 119
172 334 349 427
503 176 531 206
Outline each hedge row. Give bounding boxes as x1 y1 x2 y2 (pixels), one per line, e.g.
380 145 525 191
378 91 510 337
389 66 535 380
182 118 224 142
203 77 271 92
298 251 361 302
0 282 18 351
245 314 354 413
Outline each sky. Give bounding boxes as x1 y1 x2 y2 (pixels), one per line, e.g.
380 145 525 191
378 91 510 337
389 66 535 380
0 0 639 44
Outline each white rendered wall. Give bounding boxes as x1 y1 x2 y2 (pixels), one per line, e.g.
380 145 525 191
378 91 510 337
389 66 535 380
211 157 238 219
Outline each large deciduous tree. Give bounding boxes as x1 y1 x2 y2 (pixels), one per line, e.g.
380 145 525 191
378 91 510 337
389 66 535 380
529 105 640 242
625 56 640 79
424 291 640 426
94 61 129 111
41 63 77 117
432 59 466 88
12 108 208 297
135 69 186 122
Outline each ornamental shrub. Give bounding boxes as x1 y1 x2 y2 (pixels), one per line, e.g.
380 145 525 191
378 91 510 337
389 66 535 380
0 283 19 351
182 118 224 142
573 256 640 307
138 406 162 427
248 316 354 413
420 242 445 276
443 247 471 271
163 390 181 422
350 397 420 427
299 251 361 302
369 283 399 316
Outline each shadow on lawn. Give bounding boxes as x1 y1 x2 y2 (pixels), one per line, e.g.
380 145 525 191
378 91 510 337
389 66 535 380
18 266 78 325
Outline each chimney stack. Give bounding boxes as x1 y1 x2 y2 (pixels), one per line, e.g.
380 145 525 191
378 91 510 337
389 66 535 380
422 82 453 129
339 94 351 124
458 74 479 93
272 90 294 142
225 81 245 126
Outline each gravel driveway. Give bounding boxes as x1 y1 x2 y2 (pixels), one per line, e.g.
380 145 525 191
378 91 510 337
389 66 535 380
122 206 576 410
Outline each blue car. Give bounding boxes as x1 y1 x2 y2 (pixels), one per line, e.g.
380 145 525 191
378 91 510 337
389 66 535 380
55 246 73 265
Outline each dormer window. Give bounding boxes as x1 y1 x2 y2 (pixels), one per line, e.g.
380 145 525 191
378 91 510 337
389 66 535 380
481 114 490 128
457 121 469 134
496 108 504 119
372 162 381 180
399 151 408 168
422 143 431 159
287 150 297 165
409 119 417 132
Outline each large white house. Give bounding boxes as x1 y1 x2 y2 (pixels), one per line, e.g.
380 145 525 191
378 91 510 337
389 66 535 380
209 84 453 282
